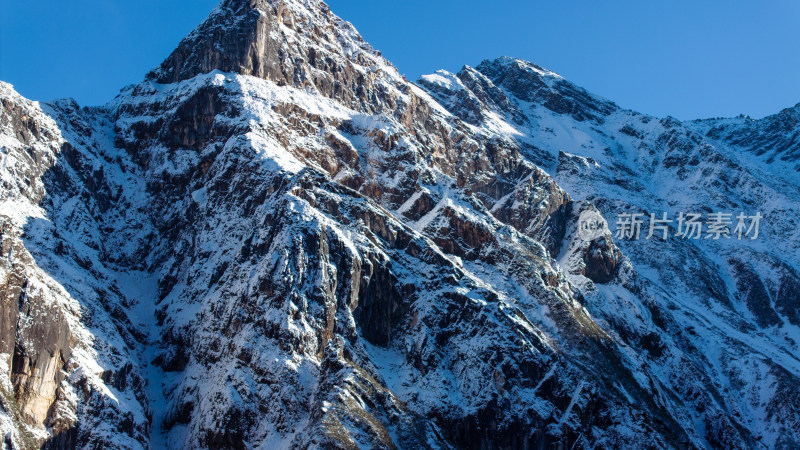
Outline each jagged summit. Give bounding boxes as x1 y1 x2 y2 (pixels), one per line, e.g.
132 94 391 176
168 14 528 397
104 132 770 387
481 56 565 81
475 57 619 122
688 96 800 172
146 0 402 112
147 0 337 83
418 56 619 126
146 0 286 83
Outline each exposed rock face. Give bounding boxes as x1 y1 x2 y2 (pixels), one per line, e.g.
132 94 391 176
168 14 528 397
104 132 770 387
150 0 285 84
1 0 799 448
0 86 151 449
10 294 71 425
692 103 800 172
476 57 618 123
582 236 621 284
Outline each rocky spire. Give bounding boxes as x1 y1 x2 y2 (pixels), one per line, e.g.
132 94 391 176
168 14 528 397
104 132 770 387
146 0 399 113
147 0 285 84
476 57 619 123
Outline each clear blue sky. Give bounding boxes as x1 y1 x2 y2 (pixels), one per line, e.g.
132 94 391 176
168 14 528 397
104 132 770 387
1 0 798 120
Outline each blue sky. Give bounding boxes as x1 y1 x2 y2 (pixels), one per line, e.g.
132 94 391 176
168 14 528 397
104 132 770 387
1 0 798 119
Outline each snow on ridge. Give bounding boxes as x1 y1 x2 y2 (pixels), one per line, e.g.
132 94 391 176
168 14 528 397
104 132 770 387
494 55 564 80
419 70 465 93
0 81 18 96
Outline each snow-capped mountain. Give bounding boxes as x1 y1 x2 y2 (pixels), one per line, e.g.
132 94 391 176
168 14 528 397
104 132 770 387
1 0 798 448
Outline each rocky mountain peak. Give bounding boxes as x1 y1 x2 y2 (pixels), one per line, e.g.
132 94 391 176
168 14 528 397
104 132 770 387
479 56 564 82
475 56 618 123
148 0 334 82
778 102 800 121
146 0 399 112
688 99 800 172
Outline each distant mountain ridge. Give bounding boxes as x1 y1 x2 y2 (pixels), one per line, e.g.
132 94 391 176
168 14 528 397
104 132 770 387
1 0 799 448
